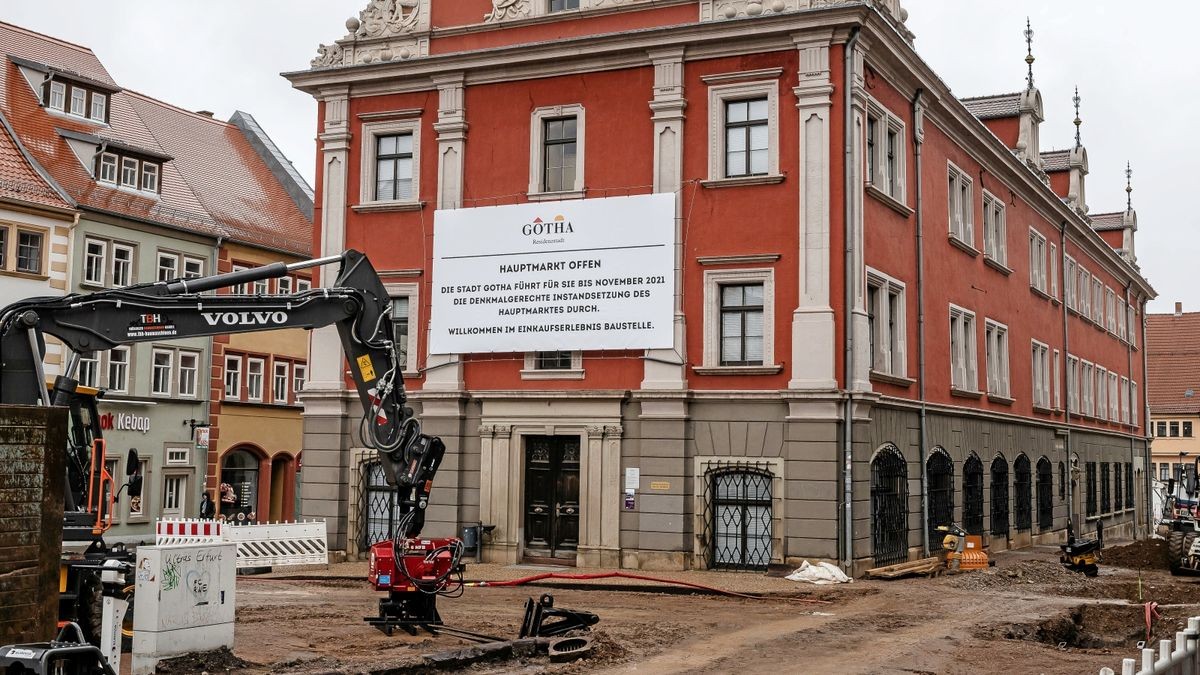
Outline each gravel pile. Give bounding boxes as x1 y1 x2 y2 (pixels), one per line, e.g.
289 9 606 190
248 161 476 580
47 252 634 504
947 560 1089 593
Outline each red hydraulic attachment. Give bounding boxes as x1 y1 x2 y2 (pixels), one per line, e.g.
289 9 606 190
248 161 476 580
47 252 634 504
365 537 465 636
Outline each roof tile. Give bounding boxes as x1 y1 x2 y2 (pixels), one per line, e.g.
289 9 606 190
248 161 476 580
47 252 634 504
960 92 1022 120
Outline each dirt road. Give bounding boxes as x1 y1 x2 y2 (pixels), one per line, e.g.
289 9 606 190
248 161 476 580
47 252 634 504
163 542 1197 674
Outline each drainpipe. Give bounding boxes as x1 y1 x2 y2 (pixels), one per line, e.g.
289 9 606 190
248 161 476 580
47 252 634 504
1139 295 1151 534
1124 282 1136 537
1059 222 1074 536
841 26 861 572
912 88 929 556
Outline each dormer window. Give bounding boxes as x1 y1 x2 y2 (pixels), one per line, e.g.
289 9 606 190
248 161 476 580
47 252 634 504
120 157 138 187
549 0 580 10
141 163 158 192
42 78 109 123
70 87 86 116
48 81 65 111
90 94 106 122
98 153 118 183
94 150 161 194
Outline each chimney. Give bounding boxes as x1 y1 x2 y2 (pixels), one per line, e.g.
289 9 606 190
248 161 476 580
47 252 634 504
1176 301 1183 317
196 110 214 118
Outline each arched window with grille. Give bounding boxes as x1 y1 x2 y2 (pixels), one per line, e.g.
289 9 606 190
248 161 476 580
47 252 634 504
360 460 402 550
709 468 773 571
991 455 1009 537
927 448 954 552
1013 454 1032 531
963 454 984 535
1037 457 1053 531
871 444 908 566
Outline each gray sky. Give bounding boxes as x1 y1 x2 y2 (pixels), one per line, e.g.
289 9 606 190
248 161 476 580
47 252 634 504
4 1 1187 313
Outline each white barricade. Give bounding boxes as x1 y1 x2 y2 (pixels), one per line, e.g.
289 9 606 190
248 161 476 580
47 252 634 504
155 518 328 569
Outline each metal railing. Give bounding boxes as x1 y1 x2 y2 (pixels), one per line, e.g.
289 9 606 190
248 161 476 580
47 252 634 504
1100 617 1200 675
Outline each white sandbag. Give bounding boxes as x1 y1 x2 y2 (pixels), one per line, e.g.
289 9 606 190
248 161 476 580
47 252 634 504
785 560 852 584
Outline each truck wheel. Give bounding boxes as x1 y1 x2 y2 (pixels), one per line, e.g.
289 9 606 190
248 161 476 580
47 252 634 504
1185 533 1198 570
1169 531 1185 574
76 571 104 646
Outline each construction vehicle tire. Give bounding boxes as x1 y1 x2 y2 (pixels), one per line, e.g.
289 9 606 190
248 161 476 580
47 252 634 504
1169 531 1185 573
1186 533 1198 569
76 571 103 647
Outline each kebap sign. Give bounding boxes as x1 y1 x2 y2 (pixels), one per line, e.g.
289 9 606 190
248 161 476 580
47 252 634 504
430 194 675 353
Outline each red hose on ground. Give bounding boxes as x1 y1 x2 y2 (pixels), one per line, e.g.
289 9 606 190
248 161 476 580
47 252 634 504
468 571 832 604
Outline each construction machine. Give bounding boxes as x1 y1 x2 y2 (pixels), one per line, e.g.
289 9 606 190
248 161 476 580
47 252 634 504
935 523 989 571
0 250 448 673
1160 459 1200 575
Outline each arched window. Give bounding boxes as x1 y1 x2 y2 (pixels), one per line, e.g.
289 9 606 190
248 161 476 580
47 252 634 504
963 454 984 535
1037 457 1054 530
710 469 773 571
220 448 261 523
927 449 954 551
360 459 402 550
871 444 908 566
990 455 1009 537
1013 454 1032 531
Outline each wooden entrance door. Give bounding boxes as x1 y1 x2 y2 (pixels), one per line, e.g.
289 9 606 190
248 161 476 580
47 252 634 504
523 436 580 563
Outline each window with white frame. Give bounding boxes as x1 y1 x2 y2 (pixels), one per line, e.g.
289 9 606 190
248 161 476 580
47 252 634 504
111 244 134 287
866 269 906 378
1118 298 1127 340
162 475 185 514
525 351 580 376
392 295 411 371
273 361 289 404
120 157 138 187
1029 228 1047 292
82 237 105 284
1081 361 1094 417
949 305 978 392
528 104 586 196
701 268 775 371
224 355 241 399
16 231 42 274
1031 340 1050 409
359 117 422 206
178 350 198 398
1049 242 1058 298
1053 349 1062 410
1132 381 1139 426
1108 371 1119 420
865 100 906 203
1078 267 1090 317
296 277 311 292
707 80 779 183
48 81 65 111
151 348 173 396
1064 256 1077 309
1092 279 1104 326
90 93 106 122
1120 376 1130 424
1067 355 1079 413
1096 366 1108 421
985 320 1010 398
983 192 1006 265
77 351 99 388
1106 288 1117 333
386 283 419 375
157 252 179 282
549 0 580 10
253 277 269 296
1126 304 1136 343
70 87 86 116
165 446 189 465
947 163 974 246
230 264 249 294
277 276 292 294
107 346 129 392
246 358 264 401
141 163 159 193
293 363 306 397
183 256 204 279
97 153 117 184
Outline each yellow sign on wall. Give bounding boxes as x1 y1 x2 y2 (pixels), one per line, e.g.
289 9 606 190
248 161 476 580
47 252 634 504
650 481 670 490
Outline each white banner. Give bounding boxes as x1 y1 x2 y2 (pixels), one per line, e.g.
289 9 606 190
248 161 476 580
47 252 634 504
430 194 675 354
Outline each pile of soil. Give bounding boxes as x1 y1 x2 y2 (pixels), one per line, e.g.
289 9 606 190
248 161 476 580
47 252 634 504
1051 579 1200 605
1103 538 1170 570
947 560 1088 593
155 647 256 673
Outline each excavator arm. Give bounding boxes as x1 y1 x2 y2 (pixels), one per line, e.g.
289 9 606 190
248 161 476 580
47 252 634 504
0 249 442 537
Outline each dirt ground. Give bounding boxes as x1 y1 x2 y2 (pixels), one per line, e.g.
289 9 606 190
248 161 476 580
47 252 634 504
160 541 1200 675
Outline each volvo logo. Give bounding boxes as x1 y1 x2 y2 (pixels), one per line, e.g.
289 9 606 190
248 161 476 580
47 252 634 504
202 311 288 327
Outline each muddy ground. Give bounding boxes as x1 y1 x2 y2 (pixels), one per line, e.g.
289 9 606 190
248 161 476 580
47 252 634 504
162 540 1200 674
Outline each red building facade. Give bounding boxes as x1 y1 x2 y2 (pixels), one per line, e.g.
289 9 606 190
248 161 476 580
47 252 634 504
288 0 1153 573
